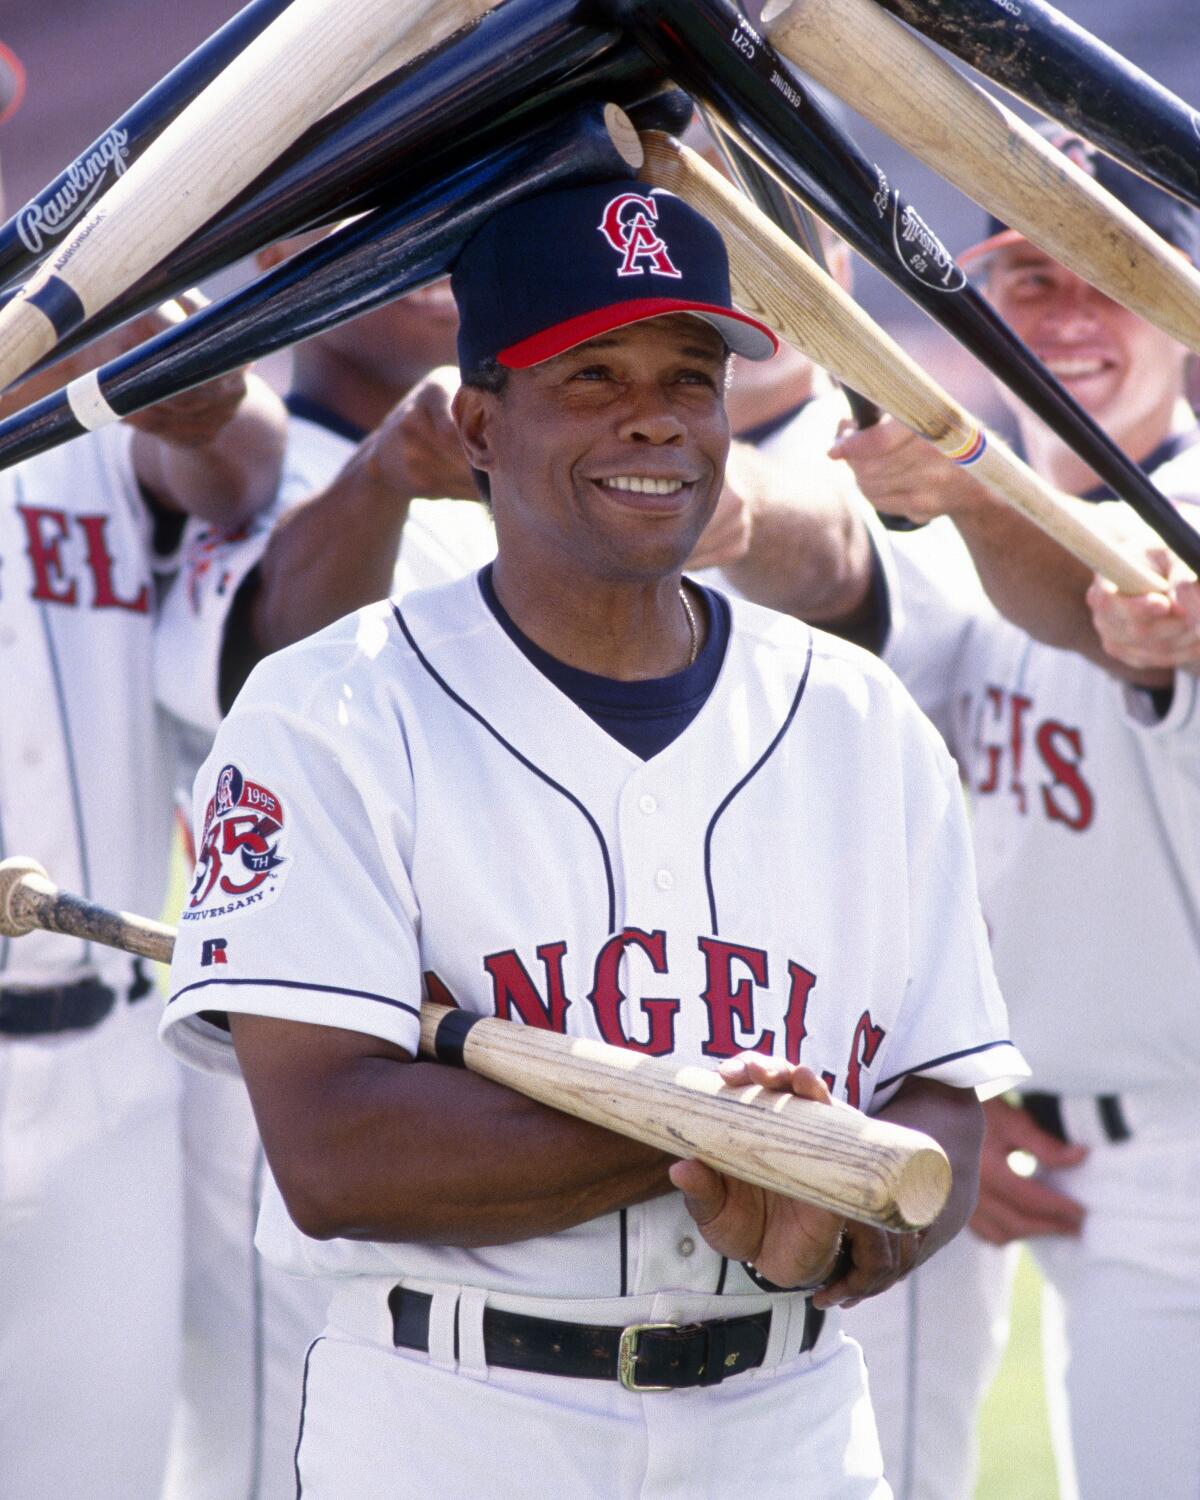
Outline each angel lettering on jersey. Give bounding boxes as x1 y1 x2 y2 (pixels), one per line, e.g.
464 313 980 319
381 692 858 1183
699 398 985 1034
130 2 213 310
17 503 150 612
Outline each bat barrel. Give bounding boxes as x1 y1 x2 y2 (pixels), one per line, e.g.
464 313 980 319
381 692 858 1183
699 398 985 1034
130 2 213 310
0 856 175 963
0 101 644 473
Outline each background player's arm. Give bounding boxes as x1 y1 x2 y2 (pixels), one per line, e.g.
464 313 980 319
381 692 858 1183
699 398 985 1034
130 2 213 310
687 438 877 632
0 294 287 531
129 368 286 528
229 1013 848 1286
250 369 475 657
831 416 1189 686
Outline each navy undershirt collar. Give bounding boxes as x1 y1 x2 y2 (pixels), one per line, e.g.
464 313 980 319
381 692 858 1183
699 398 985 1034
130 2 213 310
285 392 368 446
1080 426 1200 502
479 564 730 760
736 395 815 449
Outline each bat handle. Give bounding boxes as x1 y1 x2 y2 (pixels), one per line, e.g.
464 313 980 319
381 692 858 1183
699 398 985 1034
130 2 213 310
0 855 176 963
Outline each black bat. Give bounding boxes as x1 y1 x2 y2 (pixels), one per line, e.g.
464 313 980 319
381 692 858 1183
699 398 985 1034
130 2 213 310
0 101 640 471
605 0 1200 572
19 0 664 374
0 0 294 293
871 0 1200 213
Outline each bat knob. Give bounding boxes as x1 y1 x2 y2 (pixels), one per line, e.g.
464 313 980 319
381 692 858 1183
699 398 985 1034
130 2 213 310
0 855 49 937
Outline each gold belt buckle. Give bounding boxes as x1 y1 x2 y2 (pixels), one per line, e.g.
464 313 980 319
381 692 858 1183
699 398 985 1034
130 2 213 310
618 1320 681 1393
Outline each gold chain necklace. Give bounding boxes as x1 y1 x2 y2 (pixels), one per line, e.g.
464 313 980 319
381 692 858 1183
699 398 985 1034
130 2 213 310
679 584 699 668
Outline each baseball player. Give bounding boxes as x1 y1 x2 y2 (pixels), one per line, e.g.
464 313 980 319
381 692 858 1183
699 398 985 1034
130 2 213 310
834 131 1200 1500
161 177 1025 1498
0 137 286 1500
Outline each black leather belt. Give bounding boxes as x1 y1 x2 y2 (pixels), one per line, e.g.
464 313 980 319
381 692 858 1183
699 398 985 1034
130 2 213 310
389 1286 824 1392
0 976 119 1036
1022 1090 1131 1145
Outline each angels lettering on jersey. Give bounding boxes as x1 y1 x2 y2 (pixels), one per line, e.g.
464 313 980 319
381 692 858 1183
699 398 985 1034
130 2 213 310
185 762 289 922
961 684 1095 831
426 929 885 1110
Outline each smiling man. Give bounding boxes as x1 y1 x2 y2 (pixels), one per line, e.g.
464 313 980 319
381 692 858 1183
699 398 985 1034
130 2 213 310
160 179 1023 1499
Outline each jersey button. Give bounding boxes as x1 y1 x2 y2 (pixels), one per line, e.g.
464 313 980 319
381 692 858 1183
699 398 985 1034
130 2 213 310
0 627 15 648
638 793 658 816
678 1236 696 1258
655 869 674 891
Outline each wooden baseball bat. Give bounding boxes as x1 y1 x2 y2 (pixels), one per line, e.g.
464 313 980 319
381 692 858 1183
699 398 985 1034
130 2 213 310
0 856 949 1232
0 102 644 471
869 0 1200 213
761 0 1200 356
607 0 1200 576
0 0 503 393
640 132 1166 593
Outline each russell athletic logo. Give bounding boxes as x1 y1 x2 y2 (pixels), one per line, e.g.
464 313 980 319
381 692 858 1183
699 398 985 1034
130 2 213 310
597 192 683 278
183 762 289 922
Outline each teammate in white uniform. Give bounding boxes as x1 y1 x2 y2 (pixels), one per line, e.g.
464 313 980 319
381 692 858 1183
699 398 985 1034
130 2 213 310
835 130 1200 1500
0 111 286 1497
156 270 494 1500
161 178 1024 1498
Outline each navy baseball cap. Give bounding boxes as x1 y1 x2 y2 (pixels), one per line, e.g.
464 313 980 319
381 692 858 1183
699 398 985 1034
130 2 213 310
960 121 1200 267
452 178 778 371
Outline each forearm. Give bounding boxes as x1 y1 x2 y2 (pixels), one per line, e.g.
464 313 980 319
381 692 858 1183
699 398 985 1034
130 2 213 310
725 487 874 624
251 441 413 655
954 499 1170 687
133 374 287 527
234 1020 672 1246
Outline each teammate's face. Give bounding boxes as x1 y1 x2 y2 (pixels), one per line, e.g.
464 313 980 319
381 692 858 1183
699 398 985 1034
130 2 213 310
459 316 731 583
985 243 1188 451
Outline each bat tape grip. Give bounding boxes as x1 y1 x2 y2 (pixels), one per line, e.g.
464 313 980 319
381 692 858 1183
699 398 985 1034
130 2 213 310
432 1008 483 1068
66 369 121 432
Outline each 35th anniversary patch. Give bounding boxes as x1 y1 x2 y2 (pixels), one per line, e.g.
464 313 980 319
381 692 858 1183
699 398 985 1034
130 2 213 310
183 762 288 922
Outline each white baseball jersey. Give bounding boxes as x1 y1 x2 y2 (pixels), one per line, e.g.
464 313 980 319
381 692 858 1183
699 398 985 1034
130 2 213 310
155 409 496 741
0 423 178 987
0 425 184 1500
162 574 1024 1295
884 441 1200 1095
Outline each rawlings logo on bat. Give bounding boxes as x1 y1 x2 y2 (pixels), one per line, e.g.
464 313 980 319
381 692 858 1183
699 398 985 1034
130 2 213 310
184 762 289 922
15 127 130 255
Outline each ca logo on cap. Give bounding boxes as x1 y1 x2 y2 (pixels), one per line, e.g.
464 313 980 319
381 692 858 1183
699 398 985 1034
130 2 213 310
597 192 682 279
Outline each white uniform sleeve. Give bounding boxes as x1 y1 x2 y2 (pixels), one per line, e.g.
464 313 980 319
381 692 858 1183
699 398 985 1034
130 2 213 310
867 706 1029 1107
154 505 279 737
160 656 423 1075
